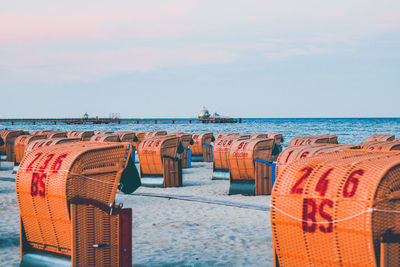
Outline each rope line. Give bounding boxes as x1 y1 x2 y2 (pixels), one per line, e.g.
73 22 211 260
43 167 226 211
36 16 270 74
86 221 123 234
271 204 400 224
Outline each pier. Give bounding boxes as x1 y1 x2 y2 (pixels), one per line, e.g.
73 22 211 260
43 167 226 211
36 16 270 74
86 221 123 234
0 117 242 125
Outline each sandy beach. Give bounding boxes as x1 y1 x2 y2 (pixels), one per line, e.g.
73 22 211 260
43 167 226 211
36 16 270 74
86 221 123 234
0 161 273 266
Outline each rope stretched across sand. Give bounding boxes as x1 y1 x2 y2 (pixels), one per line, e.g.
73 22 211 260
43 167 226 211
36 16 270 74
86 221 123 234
132 192 269 211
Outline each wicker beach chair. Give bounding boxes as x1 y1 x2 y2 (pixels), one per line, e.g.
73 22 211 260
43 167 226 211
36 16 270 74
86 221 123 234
25 138 80 155
0 130 25 162
212 135 250 180
138 136 182 187
32 130 54 136
214 133 240 141
67 131 95 141
95 131 115 135
168 133 193 168
17 142 140 266
289 134 338 146
190 132 214 162
276 144 360 176
364 134 396 143
89 134 121 142
14 135 47 164
272 149 400 266
361 141 400 152
228 138 278 195
46 131 67 139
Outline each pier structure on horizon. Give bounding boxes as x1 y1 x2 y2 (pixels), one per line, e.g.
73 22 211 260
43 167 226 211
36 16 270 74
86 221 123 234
0 117 242 125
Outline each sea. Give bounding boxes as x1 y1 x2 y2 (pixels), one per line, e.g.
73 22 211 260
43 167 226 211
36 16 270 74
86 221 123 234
2 118 400 147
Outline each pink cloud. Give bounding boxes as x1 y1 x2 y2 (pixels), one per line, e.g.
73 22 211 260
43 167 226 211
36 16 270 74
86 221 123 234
0 1 198 44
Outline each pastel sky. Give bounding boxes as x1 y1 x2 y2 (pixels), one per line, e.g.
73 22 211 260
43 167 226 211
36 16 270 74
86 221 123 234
1 0 399 118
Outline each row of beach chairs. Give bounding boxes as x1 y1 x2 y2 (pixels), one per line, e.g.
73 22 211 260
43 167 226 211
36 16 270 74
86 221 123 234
3 128 400 266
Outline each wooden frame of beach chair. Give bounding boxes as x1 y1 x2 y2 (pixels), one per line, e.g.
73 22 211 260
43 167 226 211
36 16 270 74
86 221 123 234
14 135 47 164
138 136 182 187
16 142 140 267
228 138 277 195
272 149 400 266
190 132 214 162
364 134 395 143
0 130 25 162
212 135 250 180
90 134 121 142
67 131 95 141
168 133 193 168
289 134 338 146
276 144 360 176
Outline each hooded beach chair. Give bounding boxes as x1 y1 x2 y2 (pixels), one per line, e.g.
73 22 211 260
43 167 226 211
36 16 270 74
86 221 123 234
67 131 95 141
272 149 400 266
138 135 183 187
276 144 360 176
0 130 25 162
14 135 47 164
17 142 140 266
168 133 193 168
228 138 279 195
289 134 338 146
364 134 395 143
190 132 214 162
212 135 250 180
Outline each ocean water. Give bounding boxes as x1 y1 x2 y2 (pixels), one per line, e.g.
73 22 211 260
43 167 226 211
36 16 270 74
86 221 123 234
1 118 400 147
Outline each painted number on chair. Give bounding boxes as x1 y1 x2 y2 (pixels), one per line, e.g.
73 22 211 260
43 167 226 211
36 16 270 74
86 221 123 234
27 153 69 198
31 172 46 197
288 167 365 233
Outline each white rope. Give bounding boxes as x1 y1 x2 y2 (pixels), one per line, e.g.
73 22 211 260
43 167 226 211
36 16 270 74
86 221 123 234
271 203 400 224
18 167 117 185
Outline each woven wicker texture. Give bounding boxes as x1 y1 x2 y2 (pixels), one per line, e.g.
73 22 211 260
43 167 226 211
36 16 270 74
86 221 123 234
89 134 120 142
144 131 167 139
276 144 358 176
25 138 80 154
229 138 276 180
214 133 240 141
361 141 400 152
67 131 95 141
14 135 47 164
32 130 54 136
138 136 179 176
271 150 400 266
213 135 250 171
190 132 213 156
249 134 269 139
289 135 338 147
16 142 132 257
364 134 395 143
95 131 114 135
0 130 24 155
71 204 120 266
46 132 68 139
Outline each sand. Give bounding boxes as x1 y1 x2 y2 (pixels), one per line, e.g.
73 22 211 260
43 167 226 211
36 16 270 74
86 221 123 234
0 161 273 266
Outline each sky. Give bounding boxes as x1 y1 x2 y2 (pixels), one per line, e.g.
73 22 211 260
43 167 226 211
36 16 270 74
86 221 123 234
0 0 399 118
